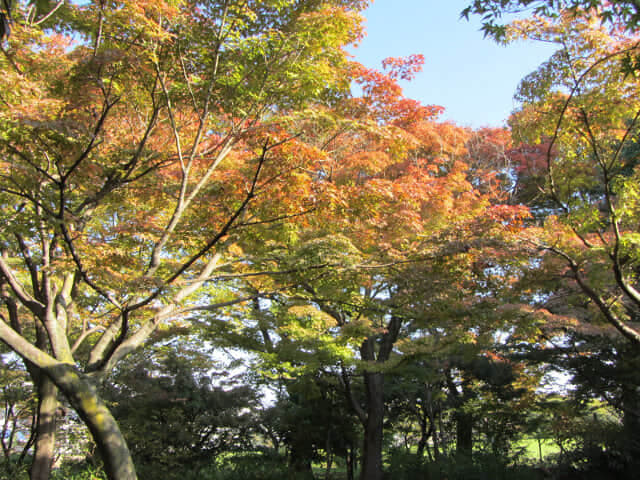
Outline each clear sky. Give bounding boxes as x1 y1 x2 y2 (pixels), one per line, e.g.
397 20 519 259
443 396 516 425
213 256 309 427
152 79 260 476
352 0 558 128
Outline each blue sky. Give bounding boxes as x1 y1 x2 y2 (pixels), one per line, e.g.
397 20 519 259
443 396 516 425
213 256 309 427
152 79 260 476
352 0 558 128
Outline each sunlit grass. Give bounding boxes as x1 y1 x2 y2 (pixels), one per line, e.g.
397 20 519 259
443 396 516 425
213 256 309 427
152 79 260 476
517 437 561 461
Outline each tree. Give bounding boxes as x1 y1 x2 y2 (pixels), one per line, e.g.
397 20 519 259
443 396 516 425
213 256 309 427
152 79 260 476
209 54 532 480
104 339 259 479
0 352 36 477
462 0 640 38
258 372 360 480
0 1 366 478
503 8 640 473
507 9 640 347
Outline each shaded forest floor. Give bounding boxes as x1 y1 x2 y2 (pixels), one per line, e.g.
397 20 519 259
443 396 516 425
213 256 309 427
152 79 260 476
3 446 631 480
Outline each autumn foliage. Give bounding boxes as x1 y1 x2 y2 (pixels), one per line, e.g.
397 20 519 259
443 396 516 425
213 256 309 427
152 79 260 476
2 2 640 480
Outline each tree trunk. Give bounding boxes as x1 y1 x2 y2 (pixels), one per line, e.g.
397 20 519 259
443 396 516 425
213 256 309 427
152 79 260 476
324 430 333 480
356 317 401 480
288 441 314 480
324 452 333 480
437 409 447 456
621 390 640 461
537 438 543 462
30 375 58 480
0 319 136 480
455 411 473 458
359 370 384 480
445 367 473 458
28 318 59 480
345 442 355 480
44 364 136 480
416 414 430 458
427 394 441 461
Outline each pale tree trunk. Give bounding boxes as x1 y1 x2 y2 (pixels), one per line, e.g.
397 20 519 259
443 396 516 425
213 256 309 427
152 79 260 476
30 375 58 480
2 289 60 480
29 320 59 480
0 321 137 480
43 364 137 480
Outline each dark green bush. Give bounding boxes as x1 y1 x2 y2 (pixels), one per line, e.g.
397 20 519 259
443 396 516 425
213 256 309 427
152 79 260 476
50 461 107 480
211 451 289 480
0 460 29 480
385 449 546 480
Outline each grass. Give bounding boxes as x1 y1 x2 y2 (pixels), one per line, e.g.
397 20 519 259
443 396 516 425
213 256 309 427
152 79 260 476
517 437 561 462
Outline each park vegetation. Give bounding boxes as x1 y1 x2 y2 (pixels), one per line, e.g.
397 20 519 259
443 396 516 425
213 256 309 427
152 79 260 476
1 1 640 479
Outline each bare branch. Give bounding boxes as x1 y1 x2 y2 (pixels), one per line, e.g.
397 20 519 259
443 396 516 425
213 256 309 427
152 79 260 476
61 97 117 184
0 319 59 369
0 255 45 318
340 364 366 425
71 325 105 354
545 41 640 209
182 295 260 313
32 0 65 26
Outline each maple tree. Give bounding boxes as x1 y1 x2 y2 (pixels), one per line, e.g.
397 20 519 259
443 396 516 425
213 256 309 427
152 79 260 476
0 350 36 477
103 342 260 478
5 1 635 478
0 1 366 479
203 55 533 480
463 0 640 38
507 10 640 346
502 8 640 470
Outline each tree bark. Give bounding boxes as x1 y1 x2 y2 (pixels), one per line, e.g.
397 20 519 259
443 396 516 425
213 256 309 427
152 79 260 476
455 410 473 458
43 364 136 480
30 375 58 480
427 393 441 461
356 317 402 480
0 318 137 480
324 430 333 480
345 442 355 480
621 373 640 461
359 370 384 480
416 412 432 459
29 318 59 480
445 367 473 458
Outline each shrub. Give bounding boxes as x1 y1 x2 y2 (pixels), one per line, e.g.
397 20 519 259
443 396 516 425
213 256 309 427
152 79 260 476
385 449 546 480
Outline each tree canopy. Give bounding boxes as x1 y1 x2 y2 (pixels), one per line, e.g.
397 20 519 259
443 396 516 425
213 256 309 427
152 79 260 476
463 0 640 38
2 2 640 480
